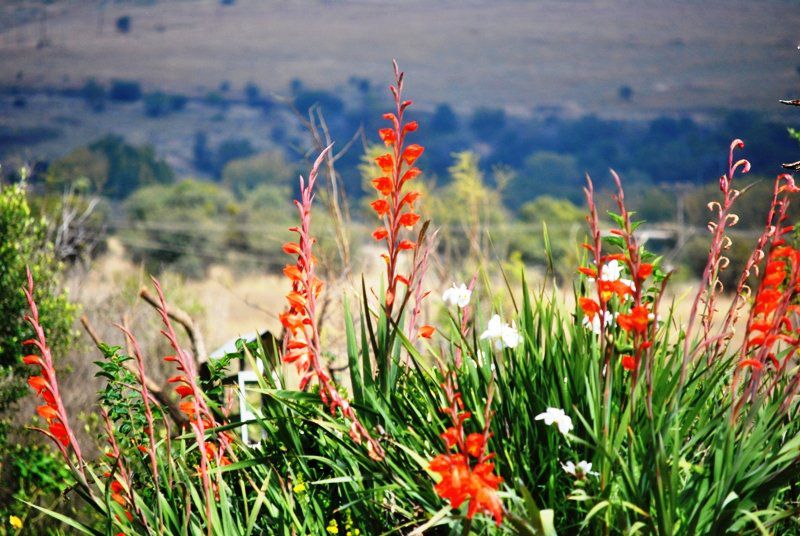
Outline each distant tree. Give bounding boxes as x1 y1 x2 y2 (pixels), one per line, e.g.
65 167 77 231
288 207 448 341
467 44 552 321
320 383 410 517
123 179 237 276
81 78 106 112
46 147 110 193
109 79 141 102
193 131 214 174
431 103 459 134
214 138 255 177
221 151 295 197
618 85 634 102
143 92 188 117
47 135 174 199
426 151 507 262
512 195 584 279
115 15 131 33
469 106 506 138
294 89 344 115
506 151 581 207
244 82 261 106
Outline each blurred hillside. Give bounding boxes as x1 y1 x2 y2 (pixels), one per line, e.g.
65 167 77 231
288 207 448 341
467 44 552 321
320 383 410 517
0 0 799 116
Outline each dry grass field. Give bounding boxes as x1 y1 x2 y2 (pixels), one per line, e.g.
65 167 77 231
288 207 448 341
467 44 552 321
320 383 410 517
1 0 799 116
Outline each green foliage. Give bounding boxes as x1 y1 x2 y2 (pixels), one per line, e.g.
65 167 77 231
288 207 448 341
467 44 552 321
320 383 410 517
511 196 583 279
507 152 581 207
46 135 174 199
221 151 295 197
0 180 76 527
123 179 237 276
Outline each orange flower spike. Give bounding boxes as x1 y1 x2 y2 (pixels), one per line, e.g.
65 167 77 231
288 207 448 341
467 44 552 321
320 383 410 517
372 227 389 241
372 176 394 196
620 355 637 371
465 433 485 458
27 375 48 392
36 404 59 421
401 167 422 184
22 354 40 365
402 144 425 165
371 199 391 217
617 305 650 335
375 154 394 173
282 242 302 255
283 265 304 282
397 240 416 250
637 263 654 280
378 128 396 146
419 325 435 339
398 212 421 228
579 297 600 321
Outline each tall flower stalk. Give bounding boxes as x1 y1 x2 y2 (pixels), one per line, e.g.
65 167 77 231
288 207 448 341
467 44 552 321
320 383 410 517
22 267 87 481
370 60 425 316
282 146 384 461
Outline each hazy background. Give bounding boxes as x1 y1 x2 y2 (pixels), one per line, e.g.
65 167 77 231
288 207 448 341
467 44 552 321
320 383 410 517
2 0 800 355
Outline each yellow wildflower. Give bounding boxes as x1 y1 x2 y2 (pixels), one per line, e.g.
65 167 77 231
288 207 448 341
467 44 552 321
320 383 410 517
9 516 23 529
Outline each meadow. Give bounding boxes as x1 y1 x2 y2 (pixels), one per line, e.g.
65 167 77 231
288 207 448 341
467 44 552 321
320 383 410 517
4 57 800 534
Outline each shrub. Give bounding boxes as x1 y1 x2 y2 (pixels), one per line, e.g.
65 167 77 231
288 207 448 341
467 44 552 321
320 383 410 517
80 78 106 112
115 15 131 33
47 135 174 199
143 92 188 117
221 150 295 197
0 180 76 523
109 79 142 102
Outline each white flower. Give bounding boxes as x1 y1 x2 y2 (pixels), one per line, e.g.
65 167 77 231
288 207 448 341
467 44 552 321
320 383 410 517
480 314 521 350
582 310 614 335
442 283 472 308
535 407 573 435
561 460 597 479
600 260 623 282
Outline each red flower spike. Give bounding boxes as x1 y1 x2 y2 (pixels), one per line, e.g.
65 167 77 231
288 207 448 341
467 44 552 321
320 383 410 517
371 199 391 216
398 212 420 227
37 405 59 421
398 240 416 250
372 176 394 196
175 385 194 398
621 355 637 371
281 146 384 461
282 242 302 255
465 433 485 458
579 297 600 321
401 167 422 184
617 306 650 335
22 354 40 365
378 128 396 146
419 325 435 339
375 154 394 173
637 263 654 280
402 144 425 165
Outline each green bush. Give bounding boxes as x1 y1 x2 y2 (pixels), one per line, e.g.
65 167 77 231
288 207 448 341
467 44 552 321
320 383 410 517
0 180 76 524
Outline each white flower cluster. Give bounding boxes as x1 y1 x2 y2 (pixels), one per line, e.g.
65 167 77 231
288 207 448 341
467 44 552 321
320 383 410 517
442 283 472 308
535 407 573 435
561 460 597 479
480 314 522 350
